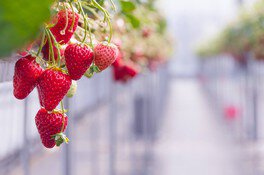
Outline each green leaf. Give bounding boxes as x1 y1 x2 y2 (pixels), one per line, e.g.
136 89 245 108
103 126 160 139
124 13 140 29
119 0 136 13
158 18 167 34
0 0 53 58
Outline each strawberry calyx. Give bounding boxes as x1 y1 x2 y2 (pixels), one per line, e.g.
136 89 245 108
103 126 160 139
46 65 68 74
52 132 69 147
101 41 114 47
84 64 100 78
51 108 68 114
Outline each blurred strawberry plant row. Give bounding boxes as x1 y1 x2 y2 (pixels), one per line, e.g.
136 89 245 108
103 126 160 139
196 0 264 63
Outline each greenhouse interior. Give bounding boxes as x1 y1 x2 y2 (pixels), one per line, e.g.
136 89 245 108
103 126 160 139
1 0 264 174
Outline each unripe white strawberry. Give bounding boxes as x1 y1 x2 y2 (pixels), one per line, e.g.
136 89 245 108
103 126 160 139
66 80 77 98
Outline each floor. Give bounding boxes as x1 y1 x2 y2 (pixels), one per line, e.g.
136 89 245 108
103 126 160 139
150 79 246 175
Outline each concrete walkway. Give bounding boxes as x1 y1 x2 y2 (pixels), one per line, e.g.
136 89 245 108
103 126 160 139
150 79 246 175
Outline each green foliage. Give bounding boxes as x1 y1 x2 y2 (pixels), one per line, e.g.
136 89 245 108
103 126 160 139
118 0 140 29
123 13 140 28
0 0 53 58
119 0 136 13
196 0 264 59
157 18 167 34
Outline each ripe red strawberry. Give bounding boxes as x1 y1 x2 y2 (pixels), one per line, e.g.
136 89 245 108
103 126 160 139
113 64 138 83
42 40 65 61
37 69 72 111
64 44 93 80
124 65 138 78
113 66 125 81
50 10 79 44
94 42 118 71
13 55 44 99
35 108 68 148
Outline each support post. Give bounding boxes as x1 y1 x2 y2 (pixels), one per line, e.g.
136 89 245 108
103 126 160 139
22 98 30 175
109 80 117 175
62 97 73 175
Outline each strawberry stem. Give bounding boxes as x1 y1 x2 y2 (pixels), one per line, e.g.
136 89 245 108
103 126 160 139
77 0 88 44
91 0 113 43
60 100 66 133
109 0 116 11
61 3 69 35
45 28 56 65
81 3 101 19
47 28 62 66
69 2 76 32
87 20 94 48
37 30 46 57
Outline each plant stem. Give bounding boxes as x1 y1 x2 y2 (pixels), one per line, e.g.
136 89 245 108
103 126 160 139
47 29 62 66
60 100 66 133
109 0 116 11
87 19 94 48
106 16 112 42
69 2 76 32
37 30 46 57
77 0 88 43
91 0 113 43
81 3 101 19
61 3 69 35
45 28 56 65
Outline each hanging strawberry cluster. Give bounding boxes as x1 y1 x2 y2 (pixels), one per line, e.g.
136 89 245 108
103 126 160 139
13 0 119 148
13 0 173 149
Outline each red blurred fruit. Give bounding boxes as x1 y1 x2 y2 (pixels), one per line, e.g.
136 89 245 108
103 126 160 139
112 49 123 68
42 40 65 61
224 105 239 120
50 10 79 44
142 28 152 38
113 64 138 83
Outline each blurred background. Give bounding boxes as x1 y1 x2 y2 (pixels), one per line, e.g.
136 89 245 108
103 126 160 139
2 0 264 175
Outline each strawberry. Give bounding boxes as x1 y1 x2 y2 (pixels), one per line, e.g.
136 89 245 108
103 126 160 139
113 66 125 81
37 69 72 111
66 80 77 98
13 55 44 99
50 10 79 44
113 64 138 83
94 42 118 71
142 27 152 38
64 44 93 80
42 40 65 61
124 65 138 78
35 108 68 148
